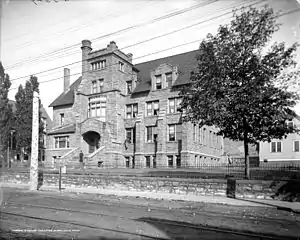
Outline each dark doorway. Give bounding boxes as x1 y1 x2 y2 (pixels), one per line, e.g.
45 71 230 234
83 131 100 154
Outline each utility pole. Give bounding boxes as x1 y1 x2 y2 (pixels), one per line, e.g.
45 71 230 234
30 91 39 191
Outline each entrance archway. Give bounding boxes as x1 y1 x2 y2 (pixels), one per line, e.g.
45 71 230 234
82 131 100 154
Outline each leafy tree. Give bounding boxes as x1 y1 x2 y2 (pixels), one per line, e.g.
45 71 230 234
180 6 300 179
14 76 44 161
0 62 14 154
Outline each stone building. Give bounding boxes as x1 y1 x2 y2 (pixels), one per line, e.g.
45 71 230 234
46 40 224 168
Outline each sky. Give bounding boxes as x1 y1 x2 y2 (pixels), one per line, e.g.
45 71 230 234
1 0 300 119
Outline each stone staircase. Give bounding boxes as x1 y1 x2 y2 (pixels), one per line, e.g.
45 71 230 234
56 147 81 169
84 146 106 168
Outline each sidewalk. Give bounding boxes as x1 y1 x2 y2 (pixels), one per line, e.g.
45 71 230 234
2 182 300 214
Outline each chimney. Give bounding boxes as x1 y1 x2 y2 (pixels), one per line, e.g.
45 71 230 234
107 41 118 50
64 68 70 92
81 39 92 75
127 53 133 63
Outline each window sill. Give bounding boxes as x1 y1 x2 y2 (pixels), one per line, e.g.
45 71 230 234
166 112 181 116
91 68 107 72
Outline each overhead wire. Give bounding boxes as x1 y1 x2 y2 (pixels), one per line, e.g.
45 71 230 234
10 0 153 50
18 0 253 68
10 0 261 82
9 38 206 90
9 0 276 90
5 0 216 70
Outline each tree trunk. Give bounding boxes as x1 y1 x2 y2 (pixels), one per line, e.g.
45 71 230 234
243 131 250 179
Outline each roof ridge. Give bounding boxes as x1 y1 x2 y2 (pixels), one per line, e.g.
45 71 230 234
134 49 198 67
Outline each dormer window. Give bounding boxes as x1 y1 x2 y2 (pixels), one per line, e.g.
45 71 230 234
126 81 132 95
166 72 172 87
155 75 162 90
119 61 124 72
91 60 106 71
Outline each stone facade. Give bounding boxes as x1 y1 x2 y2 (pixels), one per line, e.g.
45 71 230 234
46 40 224 169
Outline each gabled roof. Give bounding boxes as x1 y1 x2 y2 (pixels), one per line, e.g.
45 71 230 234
133 50 198 93
48 50 198 107
47 124 76 135
49 76 82 107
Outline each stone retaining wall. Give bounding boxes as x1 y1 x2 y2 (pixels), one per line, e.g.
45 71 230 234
1 171 298 201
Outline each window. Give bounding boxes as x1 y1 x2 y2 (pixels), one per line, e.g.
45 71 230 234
125 157 130 168
146 125 157 142
54 136 69 148
168 155 173 168
153 156 157 168
88 95 106 121
126 81 132 94
271 141 282 153
145 156 151 168
199 126 202 144
91 60 106 70
119 61 124 72
146 101 159 116
41 118 47 131
168 124 182 141
92 80 97 93
176 155 181 168
99 79 104 92
168 97 182 113
126 103 138 118
288 121 294 128
60 113 64 126
91 79 104 93
193 124 197 142
294 140 300 152
169 125 175 141
126 128 134 143
155 75 162 90
166 72 172 87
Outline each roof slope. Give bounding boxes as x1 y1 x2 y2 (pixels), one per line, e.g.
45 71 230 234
48 50 198 107
49 76 82 107
47 124 76 135
133 50 198 93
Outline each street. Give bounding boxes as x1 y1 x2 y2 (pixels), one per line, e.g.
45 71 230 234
0 187 299 240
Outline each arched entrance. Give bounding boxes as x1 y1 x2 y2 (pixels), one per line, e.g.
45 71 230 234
82 131 100 154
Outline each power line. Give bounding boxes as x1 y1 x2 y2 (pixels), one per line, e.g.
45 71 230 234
10 1 153 50
21 0 253 67
3 2 106 42
11 0 293 91
9 0 264 82
5 0 216 70
9 38 204 90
